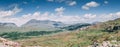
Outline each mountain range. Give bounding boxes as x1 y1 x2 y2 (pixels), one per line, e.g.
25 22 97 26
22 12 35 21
0 19 67 32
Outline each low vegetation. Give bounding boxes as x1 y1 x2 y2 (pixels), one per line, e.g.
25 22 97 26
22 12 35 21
0 30 62 40
61 23 91 31
15 28 119 47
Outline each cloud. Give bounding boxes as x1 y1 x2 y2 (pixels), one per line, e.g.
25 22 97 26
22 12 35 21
116 12 120 16
0 12 41 26
47 0 77 6
84 14 96 19
82 1 100 10
0 5 120 27
47 0 54 2
55 7 65 16
23 1 28 4
0 6 22 18
0 11 120 27
55 0 65 3
47 0 65 3
68 1 77 6
104 1 108 4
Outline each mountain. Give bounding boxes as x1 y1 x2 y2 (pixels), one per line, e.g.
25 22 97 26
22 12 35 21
0 23 17 33
0 19 68 32
22 19 66 28
0 23 17 27
21 19 67 31
61 23 91 31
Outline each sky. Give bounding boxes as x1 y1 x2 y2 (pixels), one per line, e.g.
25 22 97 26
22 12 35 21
0 0 120 26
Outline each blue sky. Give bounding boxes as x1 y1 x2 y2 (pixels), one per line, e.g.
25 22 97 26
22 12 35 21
0 0 120 15
0 0 120 26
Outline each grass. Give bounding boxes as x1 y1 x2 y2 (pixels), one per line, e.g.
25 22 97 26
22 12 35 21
15 29 119 47
0 30 63 40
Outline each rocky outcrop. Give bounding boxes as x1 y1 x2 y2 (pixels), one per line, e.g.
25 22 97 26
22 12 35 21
105 25 120 32
88 40 120 47
0 37 21 47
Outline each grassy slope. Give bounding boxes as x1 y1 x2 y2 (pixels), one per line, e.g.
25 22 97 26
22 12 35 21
14 18 120 47
0 27 58 33
16 29 120 47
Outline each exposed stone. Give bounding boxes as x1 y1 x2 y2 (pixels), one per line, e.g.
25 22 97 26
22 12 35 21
88 40 120 47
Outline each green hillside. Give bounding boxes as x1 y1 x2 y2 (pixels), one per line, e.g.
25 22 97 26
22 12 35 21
15 18 120 47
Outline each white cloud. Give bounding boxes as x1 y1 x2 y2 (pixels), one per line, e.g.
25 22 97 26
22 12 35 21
47 0 54 2
82 1 100 10
0 6 22 18
84 14 96 19
82 6 89 10
47 0 65 2
104 1 108 4
116 12 120 16
68 1 76 6
0 6 120 27
23 1 28 4
55 7 65 16
47 0 77 6
55 0 65 3
0 12 40 26
20 11 120 25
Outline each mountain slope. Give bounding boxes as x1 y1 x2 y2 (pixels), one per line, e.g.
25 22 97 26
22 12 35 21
0 23 17 33
22 19 65 28
0 23 17 27
87 18 120 32
20 19 66 31
16 18 120 47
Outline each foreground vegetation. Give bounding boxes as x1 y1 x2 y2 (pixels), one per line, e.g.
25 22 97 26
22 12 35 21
15 28 119 47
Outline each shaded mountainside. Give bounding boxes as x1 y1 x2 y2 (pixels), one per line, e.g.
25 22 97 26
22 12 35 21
0 23 18 33
22 19 66 28
61 23 91 31
0 23 17 27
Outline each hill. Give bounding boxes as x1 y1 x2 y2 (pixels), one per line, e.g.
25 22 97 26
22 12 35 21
0 23 17 33
21 19 66 31
0 19 67 32
22 19 65 28
15 18 120 47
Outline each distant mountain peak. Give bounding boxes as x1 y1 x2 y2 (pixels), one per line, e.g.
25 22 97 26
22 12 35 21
22 19 66 28
0 23 17 27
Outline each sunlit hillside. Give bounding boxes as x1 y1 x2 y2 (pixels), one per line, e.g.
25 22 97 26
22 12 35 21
15 18 120 47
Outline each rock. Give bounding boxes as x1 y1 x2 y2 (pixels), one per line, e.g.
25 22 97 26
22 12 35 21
88 40 120 47
0 43 5 47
